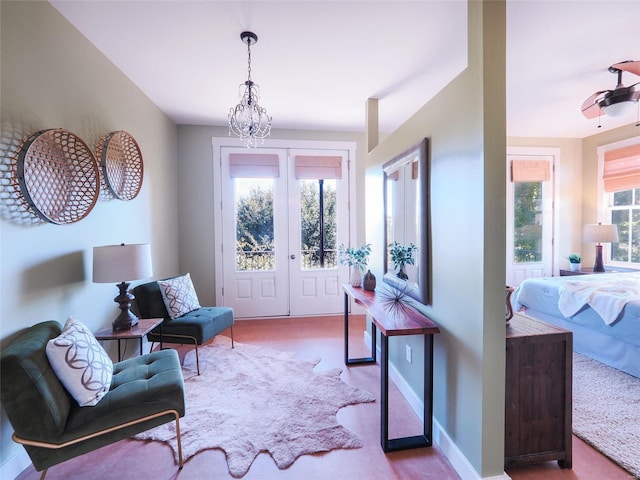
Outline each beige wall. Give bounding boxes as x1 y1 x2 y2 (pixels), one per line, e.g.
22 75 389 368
0 1 179 470
367 1 506 477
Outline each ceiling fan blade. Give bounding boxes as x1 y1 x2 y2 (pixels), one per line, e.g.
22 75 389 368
612 60 640 76
581 90 608 118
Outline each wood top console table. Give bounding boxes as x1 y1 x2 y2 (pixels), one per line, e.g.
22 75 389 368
343 284 440 452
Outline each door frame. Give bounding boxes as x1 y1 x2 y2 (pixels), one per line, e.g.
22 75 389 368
212 137 357 314
506 146 560 286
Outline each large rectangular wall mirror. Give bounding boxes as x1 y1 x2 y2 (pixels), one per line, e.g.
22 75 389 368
382 138 430 304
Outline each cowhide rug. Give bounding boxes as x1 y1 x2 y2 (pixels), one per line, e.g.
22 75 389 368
134 336 375 477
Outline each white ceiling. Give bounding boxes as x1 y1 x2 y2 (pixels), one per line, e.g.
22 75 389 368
50 0 640 139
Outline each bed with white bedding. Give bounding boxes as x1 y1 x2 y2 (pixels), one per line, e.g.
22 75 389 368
512 272 640 378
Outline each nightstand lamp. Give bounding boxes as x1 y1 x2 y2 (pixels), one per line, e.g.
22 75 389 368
93 243 153 331
583 223 619 272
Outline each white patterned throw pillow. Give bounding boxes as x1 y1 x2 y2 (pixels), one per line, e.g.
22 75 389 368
45 317 113 407
158 273 201 319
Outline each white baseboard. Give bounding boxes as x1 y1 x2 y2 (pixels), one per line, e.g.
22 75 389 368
363 331 511 480
1 448 31 480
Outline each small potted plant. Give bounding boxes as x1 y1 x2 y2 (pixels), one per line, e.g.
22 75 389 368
388 241 417 280
339 243 371 287
568 253 582 272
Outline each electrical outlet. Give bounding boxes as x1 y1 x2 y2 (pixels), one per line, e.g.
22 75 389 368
405 345 412 363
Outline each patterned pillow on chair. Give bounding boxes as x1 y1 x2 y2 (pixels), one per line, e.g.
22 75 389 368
157 273 201 319
46 317 113 407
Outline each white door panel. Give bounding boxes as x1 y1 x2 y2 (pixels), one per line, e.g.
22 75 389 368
220 146 289 318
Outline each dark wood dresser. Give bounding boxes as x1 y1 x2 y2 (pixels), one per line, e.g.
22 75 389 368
505 313 573 468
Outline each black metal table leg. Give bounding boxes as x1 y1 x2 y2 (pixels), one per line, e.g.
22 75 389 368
380 333 389 450
344 291 376 365
381 333 434 452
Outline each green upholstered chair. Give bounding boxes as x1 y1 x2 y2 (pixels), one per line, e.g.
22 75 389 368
133 278 234 375
1 321 185 479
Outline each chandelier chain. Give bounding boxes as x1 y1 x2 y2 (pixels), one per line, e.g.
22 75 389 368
246 38 252 84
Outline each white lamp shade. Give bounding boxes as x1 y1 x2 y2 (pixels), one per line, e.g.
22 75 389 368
583 224 619 243
93 243 153 283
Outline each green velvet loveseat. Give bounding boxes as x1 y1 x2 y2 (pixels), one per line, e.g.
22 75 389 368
0 321 186 478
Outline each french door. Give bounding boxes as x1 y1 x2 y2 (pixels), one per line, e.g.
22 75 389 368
214 140 353 318
506 149 556 287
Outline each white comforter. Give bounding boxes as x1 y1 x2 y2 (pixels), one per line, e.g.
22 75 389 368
558 273 640 325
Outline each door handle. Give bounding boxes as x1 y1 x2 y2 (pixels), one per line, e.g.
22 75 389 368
290 254 296 260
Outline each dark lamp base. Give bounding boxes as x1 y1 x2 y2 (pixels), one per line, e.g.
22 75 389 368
111 282 140 332
593 244 605 273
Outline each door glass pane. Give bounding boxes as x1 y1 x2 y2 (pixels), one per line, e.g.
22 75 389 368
235 178 275 271
513 182 542 263
299 179 337 270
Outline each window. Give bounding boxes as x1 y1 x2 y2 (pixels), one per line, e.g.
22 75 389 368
510 158 550 263
600 141 640 267
513 182 543 263
299 179 337 269
608 188 640 264
295 155 341 270
234 177 275 271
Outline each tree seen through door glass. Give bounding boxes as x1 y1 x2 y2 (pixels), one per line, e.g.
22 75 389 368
300 179 337 269
513 182 543 263
235 178 275 271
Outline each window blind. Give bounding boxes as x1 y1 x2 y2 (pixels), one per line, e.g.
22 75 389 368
511 159 550 182
603 144 640 192
294 155 342 180
229 153 280 178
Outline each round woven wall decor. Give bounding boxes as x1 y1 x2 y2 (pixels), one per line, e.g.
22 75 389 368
95 131 143 200
16 129 100 224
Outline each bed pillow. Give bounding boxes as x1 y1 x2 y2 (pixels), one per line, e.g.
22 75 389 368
158 273 201 319
45 317 113 407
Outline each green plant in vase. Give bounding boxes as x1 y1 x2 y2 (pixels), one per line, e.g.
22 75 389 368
388 241 417 280
568 252 581 272
339 243 371 287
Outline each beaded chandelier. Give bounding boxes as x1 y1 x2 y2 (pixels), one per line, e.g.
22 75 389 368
228 31 272 148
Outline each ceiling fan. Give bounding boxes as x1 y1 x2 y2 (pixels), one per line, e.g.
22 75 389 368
581 60 640 119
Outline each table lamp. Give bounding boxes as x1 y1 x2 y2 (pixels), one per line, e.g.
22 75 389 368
583 223 619 272
93 243 153 331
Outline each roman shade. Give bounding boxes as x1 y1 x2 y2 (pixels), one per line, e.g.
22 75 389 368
603 144 640 192
294 155 342 180
229 153 280 178
511 159 551 182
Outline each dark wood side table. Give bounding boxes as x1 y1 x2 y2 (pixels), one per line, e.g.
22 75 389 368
559 267 620 276
343 284 440 452
505 313 572 469
95 317 163 362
